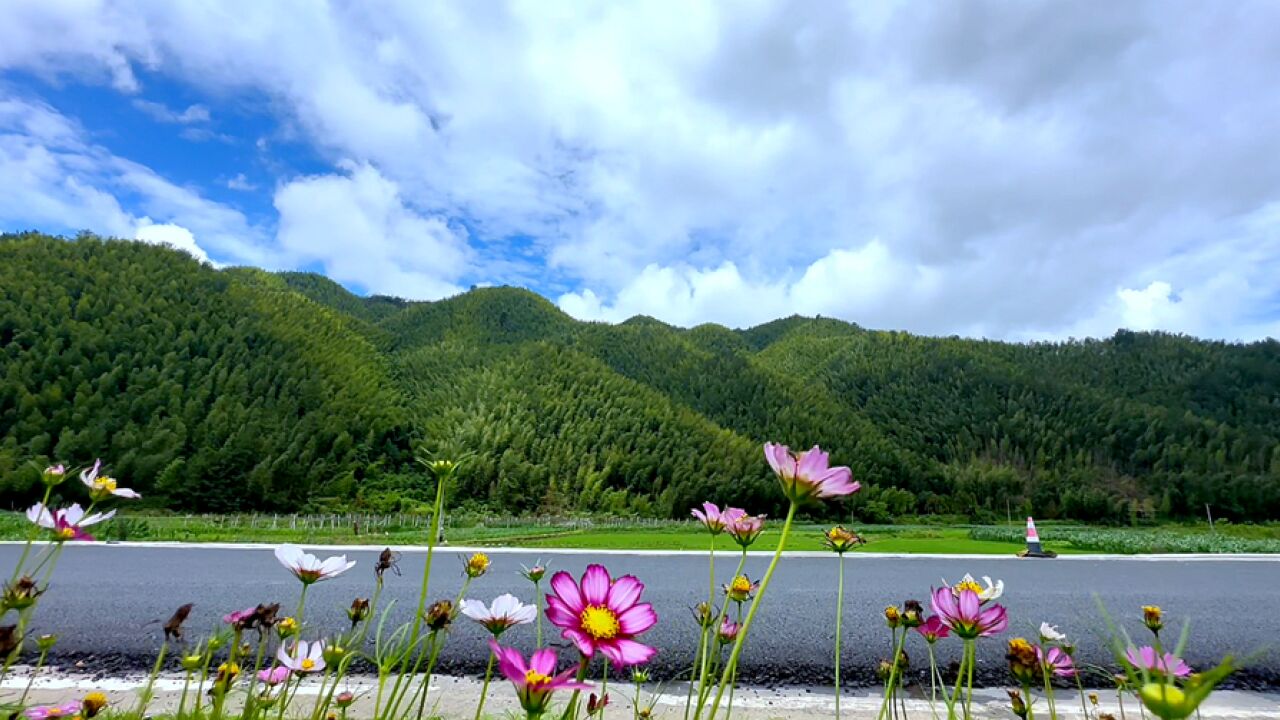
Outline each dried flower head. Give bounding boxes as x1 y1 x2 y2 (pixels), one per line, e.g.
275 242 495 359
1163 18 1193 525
1008 689 1028 718
348 598 371 628
3 576 45 612
163 603 194 642
425 599 454 631
884 605 901 628
1007 638 1039 684
0 625 21 656
901 599 924 628
375 548 401 582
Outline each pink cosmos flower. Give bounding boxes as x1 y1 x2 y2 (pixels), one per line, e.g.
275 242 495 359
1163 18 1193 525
489 639 593 716
930 586 1008 639
726 514 766 548
691 502 746 535
277 639 325 673
546 564 658 668
1125 646 1193 679
717 617 741 645
25 503 115 541
1039 646 1076 677
763 443 860 503
258 665 292 686
24 703 80 720
915 615 951 644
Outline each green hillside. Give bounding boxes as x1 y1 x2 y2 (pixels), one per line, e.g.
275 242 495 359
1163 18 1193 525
3 232 1278 522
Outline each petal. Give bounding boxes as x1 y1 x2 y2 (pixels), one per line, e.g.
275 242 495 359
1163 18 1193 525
529 647 558 677
814 467 855 497
958 589 980 621
562 628 596 657
979 604 1008 635
460 599 488 621
596 640 624 667
511 604 538 625
114 488 142 499
612 638 658 667
80 509 115 526
616 603 657 635
796 446 830 478
763 443 793 476
606 575 643 611
581 564 611 606
545 597 581 628
63 504 85 525
490 640 527 681
275 545 304 569
549 571 585 613
930 586 957 619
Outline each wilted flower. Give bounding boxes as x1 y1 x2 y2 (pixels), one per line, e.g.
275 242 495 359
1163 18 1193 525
1040 622 1067 644
461 594 537 637
1008 689 1028 718
335 691 356 708
465 552 491 578
3 576 44 611
348 598 371 627
0 625 21 656
723 575 758 603
1143 605 1164 635
274 545 356 584
278 640 325 674
946 574 1004 603
716 617 741 645
489 640 592 716
26 503 115 541
375 548 400 582
224 606 257 628
823 525 864 553
164 603 194 642
546 564 658 668
258 666 291 686
425 599 455 631
277 617 299 639
726 514 766 548
520 561 548 583
587 692 610 716
931 586 1008 639
691 502 746 535
915 616 950 643
691 602 714 628
1126 647 1193 679
1007 638 1039 683
41 464 67 487
901 600 924 628
884 605 901 629
23 702 80 720
80 460 141 501
763 443 860 503
81 692 108 718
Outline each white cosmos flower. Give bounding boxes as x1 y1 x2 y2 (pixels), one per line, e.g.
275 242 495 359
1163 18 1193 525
1040 622 1067 643
80 460 141 500
26 503 116 541
460 593 537 636
946 573 1005 603
274 544 356 584
277 639 325 673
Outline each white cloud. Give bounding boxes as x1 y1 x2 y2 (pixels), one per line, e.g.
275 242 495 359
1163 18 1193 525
274 162 468 299
226 173 255 191
132 99 210 124
134 221 210 264
3 3 1280 339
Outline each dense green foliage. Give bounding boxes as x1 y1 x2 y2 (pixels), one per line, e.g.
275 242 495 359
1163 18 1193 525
3 232 1279 521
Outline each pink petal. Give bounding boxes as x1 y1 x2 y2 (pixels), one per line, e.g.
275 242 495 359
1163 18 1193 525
958 589 980 621
580 564 611 606
611 638 658 667
563 628 596 657
545 597 580 628
931 586 958 620
596 640 624 667
796 446 830 477
530 647 558 677
616 603 657 635
814 466 856 497
763 443 794 476
690 508 708 523
549 571 585 613
979 604 1008 635
606 575 643 611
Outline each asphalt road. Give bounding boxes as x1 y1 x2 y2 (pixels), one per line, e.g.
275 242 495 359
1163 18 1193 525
5 544 1277 688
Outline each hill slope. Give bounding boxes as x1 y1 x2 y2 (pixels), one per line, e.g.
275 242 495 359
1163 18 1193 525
3 232 1278 521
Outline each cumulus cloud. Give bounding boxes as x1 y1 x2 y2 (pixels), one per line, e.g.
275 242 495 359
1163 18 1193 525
2 2 1280 339
135 221 210 263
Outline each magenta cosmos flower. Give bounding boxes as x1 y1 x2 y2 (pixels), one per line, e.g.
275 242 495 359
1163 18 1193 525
691 502 746 535
1039 646 1076 677
546 564 657 668
915 615 951 643
24 703 80 720
490 640 592 716
25 503 115 541
930 586 1008 639
763 443 860 503
1126 646 1193 679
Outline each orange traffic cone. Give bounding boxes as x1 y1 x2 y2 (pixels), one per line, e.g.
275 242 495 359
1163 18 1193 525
1019 516 1056 558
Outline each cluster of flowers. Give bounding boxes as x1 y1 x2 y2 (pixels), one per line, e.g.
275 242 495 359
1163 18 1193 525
3 450 1240 720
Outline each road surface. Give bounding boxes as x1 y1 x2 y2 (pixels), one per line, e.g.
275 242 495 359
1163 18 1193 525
4 544 1276 688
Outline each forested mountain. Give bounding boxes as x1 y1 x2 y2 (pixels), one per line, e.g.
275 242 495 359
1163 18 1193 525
3 232 1279 522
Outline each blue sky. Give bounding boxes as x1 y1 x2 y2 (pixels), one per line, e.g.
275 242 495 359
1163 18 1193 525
2 2 1279 340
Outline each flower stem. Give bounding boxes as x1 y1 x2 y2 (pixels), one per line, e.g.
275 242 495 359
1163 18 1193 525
560 654 591 720
473 652 496 720
534 579 544 647
877 628 906 720
1023 681 1037 720
964 640 976 720
9 485 53 586
19 647 48 705
694 549 747 714
834 553 845 720
705 501 798 720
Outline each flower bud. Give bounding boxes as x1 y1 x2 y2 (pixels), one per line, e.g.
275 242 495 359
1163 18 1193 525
277 617 299 639
335 692 356 708
181 653 204 672
1008 689 1028 719
823 525 864 553
901 600 924 628
631 669 650 684
425 600 454 631
41 464 67 487
464 553 490 579
425 459 458 478
3 576 44 612
323 644 349 665
691 602 714 628
36 634 57 652
81 692 108 718
884 605 901 629
522 564 547 582
347 598 370 627
1142 605 1164 635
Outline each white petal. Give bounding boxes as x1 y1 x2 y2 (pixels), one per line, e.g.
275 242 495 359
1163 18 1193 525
460 599 489 621
308 640 326 662
80 509 116 527
62 504 86 525
114 487 142 499
511 605 538 625
26 504 53 528
275 544 305 570
491 594 520 616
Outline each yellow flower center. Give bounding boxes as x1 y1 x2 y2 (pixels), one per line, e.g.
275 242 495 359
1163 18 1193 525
93 477 117 493
56 527 77 539
580 605 620 639
47 709 65 718
953 579 983 595
730 577 752 594
524 670 552 687
301 658 315 671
